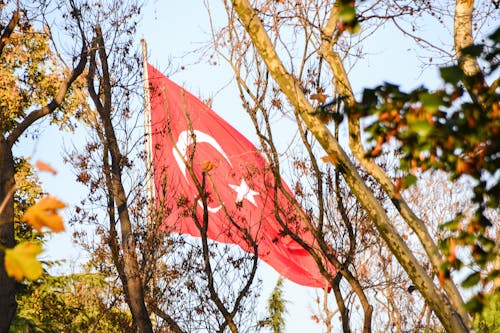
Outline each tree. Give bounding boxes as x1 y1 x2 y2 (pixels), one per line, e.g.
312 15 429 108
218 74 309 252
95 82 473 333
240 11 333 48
0 2 87 330
207 0 498 332
10 272 134 333
258 277 287 333
63 1 263 332
84 11 153 333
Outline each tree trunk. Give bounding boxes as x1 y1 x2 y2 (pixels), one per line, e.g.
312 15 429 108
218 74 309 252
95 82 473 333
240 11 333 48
99 90 154 333
0 138 17 333
454 0 480 76
87 26 153 333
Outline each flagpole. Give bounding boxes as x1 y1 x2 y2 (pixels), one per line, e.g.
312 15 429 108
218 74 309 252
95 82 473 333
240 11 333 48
141 38 154 224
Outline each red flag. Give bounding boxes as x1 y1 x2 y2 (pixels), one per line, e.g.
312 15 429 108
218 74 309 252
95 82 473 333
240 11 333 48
147 63 335 288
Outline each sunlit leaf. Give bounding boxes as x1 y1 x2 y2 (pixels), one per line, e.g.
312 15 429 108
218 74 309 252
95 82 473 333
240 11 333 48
409 120 433 138
310 92 328 104
419 92 441 113
440 66 464 85
339 6 356 24
35 160 57 175
440 218 461 231
22 196 66 232
321 155 336 164
4 242 43 281
202 160 214 172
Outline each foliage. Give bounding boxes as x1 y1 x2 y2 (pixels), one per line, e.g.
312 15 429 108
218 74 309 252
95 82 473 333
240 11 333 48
474 294 500 333
3 160 66 282
4 242 43 281
22 196 66 233
0 9 87 134
258 277 287 333
215 0 498 331
352 26 500 312
13 158 44 243
1 2 88 331
10 272 133 333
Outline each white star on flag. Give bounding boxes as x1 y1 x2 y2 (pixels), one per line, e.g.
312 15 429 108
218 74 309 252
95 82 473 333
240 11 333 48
229 179 260 206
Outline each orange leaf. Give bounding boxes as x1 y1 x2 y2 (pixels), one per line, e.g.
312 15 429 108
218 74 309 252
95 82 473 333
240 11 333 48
321 155 336 164
438 270 446 285
456 159 474 174
22 196 66 232
35 160 57 175
310 92 328 104
371 136 384 157
448 238 456 263
202 160 214 172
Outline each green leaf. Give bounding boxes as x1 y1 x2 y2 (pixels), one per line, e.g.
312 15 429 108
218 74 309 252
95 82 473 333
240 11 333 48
485 269 499 282
410 120 433 138
403 174 418 188
461 44 484 57
465 296 484 313
440 66 464 85
361 88 377 106
441 219 460 231
348 22 361 34
339 6 356 24
462 271 481 288
399 158 410 171
419 92 442 113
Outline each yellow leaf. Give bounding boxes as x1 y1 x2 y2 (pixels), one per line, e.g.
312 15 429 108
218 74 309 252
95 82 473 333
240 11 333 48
22 196 66 232
4 242 43 281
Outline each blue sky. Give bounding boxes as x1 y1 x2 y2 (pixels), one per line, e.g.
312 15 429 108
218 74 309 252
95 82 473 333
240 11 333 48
12 1 498 332
136 4 444 330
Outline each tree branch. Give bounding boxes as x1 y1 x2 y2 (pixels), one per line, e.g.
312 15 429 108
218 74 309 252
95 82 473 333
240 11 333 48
0 9 20 56
7 42 87 147
317 5 472 329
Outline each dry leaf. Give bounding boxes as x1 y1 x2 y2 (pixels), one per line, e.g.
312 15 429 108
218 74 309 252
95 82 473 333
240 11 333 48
310 92 328 104
22 196 66 232
202 160 214 172
448 238 456 263
35 160 57 175
321 155 336 164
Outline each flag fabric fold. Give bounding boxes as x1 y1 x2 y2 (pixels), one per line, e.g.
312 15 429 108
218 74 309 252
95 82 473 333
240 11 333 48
147 63 335 288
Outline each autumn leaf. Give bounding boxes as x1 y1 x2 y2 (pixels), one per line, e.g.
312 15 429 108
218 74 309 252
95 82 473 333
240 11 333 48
456 158 475 174
370 136 384 157
321 155 336 164
438 270 447 285
4 242 43 281
310 92 328 104
22 196 66 232
202 160 214 172
35 160 57 175
448 238 457 263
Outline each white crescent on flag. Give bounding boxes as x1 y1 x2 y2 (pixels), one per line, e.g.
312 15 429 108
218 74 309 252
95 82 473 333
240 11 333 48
172 129 233 213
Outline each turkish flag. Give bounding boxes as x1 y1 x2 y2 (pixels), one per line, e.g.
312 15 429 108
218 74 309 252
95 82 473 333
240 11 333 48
147 63 334 288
